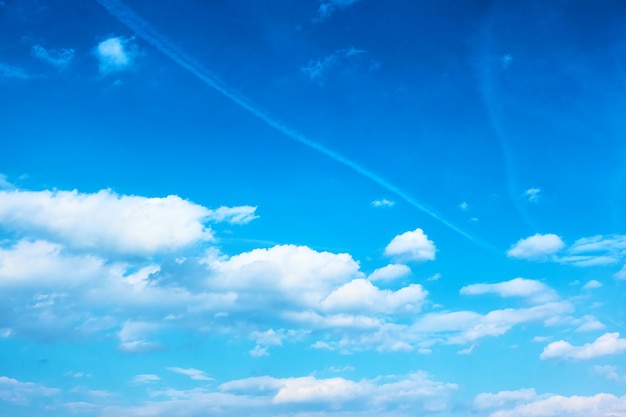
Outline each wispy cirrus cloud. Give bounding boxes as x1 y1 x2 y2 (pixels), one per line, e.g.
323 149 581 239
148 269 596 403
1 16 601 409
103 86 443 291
524 187 541 203
371 198 395 207
301 47 366 84
31 45 75 69
314 0 362 22
0 62 30 79
167 367 213 381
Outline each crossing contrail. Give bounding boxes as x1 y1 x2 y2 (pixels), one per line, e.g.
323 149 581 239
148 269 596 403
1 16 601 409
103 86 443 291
96 0 489 249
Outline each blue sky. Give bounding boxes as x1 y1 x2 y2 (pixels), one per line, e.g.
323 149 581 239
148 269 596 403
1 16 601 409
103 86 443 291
2 0 626 415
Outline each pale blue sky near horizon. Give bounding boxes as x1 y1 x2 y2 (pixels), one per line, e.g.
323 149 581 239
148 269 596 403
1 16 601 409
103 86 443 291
2 1 626 416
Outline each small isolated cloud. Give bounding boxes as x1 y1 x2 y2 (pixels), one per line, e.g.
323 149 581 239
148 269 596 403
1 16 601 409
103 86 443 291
167 367 213 381
371 198 395 208
582 280 602 290
31 45 74 69
460 278 557 304
459 201 469 211
507 233 564 260
384 228 436 262
575 316 605 332
314 0 361 22
615 265 626 280
541 332 626 360
501 54 513 69
525 188 541 202
95 36 138 74
368 264 410 282
0 62 30 79
132 374 160 384
301 47 366 84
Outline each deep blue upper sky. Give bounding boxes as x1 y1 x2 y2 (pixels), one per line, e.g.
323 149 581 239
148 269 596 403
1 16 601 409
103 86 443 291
2 1 626 416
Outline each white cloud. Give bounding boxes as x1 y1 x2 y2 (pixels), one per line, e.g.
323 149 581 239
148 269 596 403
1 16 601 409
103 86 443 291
167 367 213 381
593 365 621 381
132 374 160 384
95 36 139 73
615 265 626 280
31 45 74 69
475 388 537 409
413 301 573 345
582 280 602 289
118 321 164 354
569 235 626 254
371 199 395 207
541 332 626 360
507 233 564 260
368 264 411 282
321 278 428 314
0 174 14 189
384 228 436 262
301 47 366 83
0 62 30 79
206 206 258 225
460 278 557 303
314 0 361 21
0 376 59 405
0 239 104 287
575 316 605 332
459 201 469 211
487 392 626 417
208 244 363 309
0 189 255 256
525 188 541 202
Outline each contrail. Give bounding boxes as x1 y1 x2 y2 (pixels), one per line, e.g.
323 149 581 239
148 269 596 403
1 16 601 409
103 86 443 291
96 0 488 248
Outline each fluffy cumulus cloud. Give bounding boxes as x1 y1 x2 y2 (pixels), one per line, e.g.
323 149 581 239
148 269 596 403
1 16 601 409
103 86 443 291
0 189 256 256
101 371 457 417
541 332 626 360
460 278 557 303
368 264 411 282
507 233 564 260
207 244 363 309
321 278 428 314
95 36 139 73
384 228 436 262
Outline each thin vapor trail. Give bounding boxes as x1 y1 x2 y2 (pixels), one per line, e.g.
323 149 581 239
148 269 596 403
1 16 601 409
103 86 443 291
96 0 488 249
